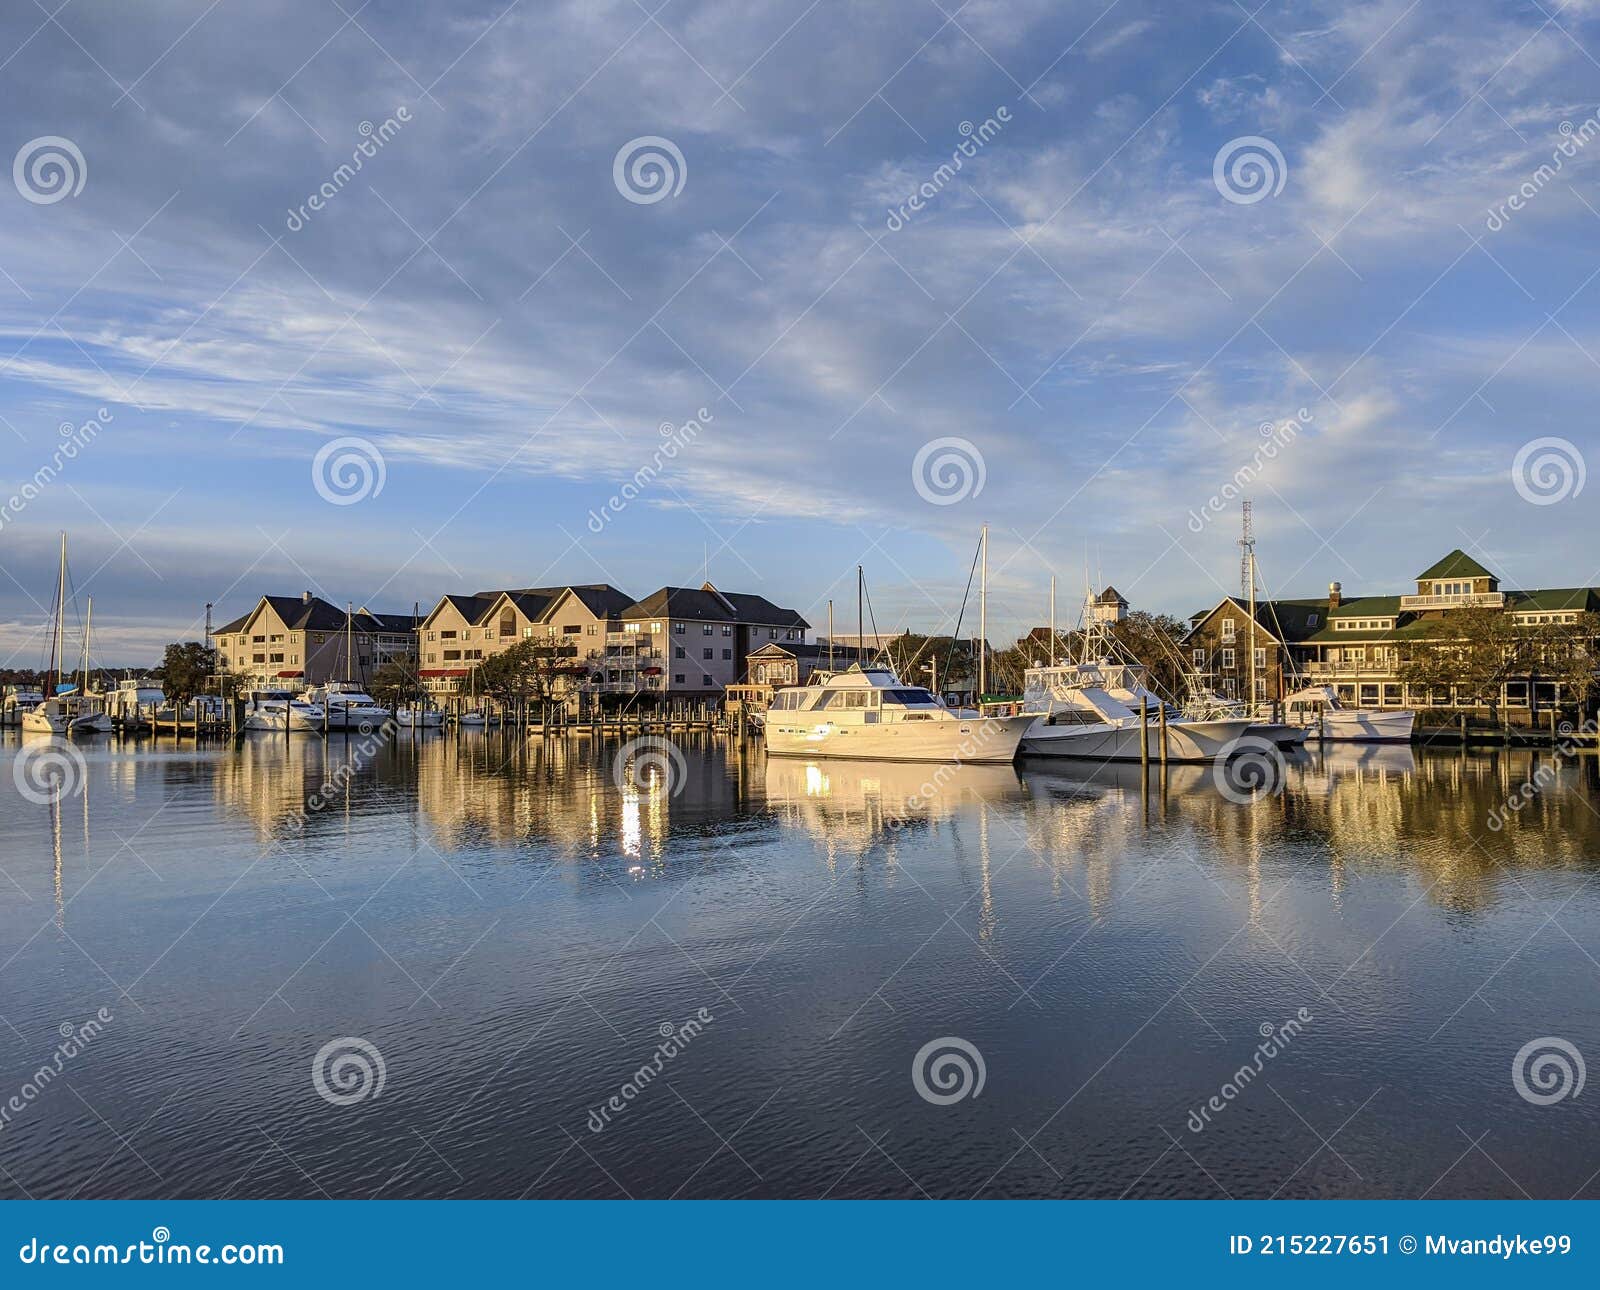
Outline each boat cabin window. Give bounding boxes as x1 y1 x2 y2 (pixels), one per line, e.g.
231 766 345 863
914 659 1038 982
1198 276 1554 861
769 690 804 711
881 688 938 706
836 690 879 710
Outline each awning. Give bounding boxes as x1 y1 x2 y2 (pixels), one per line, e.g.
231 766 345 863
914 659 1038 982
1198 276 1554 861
275 670 304 678
420 668 469 677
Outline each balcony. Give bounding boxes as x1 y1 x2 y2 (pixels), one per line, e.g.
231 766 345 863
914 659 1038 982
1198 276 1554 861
1397 592 1505 611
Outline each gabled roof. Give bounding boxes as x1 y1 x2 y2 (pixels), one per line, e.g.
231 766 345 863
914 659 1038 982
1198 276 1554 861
1506 587 1600 612
625 583 809 629
225 595 413 636
1184 597 1327 644
1097 585 1128 605
747 641 864 662
1416 549 1495 581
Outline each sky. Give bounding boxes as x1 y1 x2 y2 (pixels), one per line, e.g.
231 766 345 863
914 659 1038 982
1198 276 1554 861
1 0 1598 666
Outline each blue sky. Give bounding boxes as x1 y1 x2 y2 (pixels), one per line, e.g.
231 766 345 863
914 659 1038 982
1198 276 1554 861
1 0 1598 664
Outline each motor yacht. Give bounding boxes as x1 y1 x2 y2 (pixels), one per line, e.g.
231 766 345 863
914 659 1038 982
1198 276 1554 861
1283 685 1416 743
101 677 166 731
242 688 325 732
304 682 391 732
763 666 1034 763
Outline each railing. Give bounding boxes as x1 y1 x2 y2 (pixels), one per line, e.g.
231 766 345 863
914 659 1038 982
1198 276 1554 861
1397 592 1505 610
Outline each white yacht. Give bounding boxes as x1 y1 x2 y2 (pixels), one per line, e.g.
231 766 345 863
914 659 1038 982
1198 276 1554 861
101 677 166 730
1283 685 1415 743
763 666 1034 763
2 685 44 726
1019 661 1254 762
305 682 391 731
395 705 443 728
1183 688 1308 749
242 688 325 732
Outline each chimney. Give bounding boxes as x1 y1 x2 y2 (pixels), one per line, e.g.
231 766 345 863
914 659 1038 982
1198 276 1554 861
303 590 312 604
1328 581 1342 611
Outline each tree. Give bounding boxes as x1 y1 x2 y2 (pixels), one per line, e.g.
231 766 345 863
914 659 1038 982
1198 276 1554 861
880 633 978 695
1398 608 1600 720
1108 611 1192 698
466 638 579 708
368 660 418 711
159 641 215 705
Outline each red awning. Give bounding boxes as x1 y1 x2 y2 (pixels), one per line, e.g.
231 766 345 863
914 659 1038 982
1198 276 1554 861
275 670 304 678
420 668 469 678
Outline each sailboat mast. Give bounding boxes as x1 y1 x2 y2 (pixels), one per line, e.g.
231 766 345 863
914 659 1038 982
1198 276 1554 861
1049 574 1056 667
346 601 353 680
51 532 65 695
827 599 834 670
978 524 988 701
856 566 863 664
82 596 93 694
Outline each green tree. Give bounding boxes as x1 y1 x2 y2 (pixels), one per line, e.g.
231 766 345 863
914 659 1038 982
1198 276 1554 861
466 638 578 708
159 641 216 706
368 660 418 711
1398 608 1600 720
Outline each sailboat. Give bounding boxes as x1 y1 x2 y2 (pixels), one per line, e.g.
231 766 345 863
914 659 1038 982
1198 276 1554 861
23 535 109 734
764 547 1034 763
302 602 391 731
69 598 113 733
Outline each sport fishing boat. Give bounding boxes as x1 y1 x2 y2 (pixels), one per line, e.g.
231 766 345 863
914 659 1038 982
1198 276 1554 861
241 689 325 732
1018 662 1254 762
100 677 166 730
1283 685 1415 743
764 666 1034 763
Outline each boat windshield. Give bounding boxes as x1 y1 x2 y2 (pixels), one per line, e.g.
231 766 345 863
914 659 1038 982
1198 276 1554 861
881 688 938 707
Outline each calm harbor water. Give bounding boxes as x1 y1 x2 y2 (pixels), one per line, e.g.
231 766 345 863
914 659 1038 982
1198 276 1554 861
2 729 1598 1200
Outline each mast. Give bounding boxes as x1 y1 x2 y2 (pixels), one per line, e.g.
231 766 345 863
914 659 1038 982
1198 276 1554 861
346 601 354 681
1049 574 1056 667
827 599 833 670
978 524 988 701
1241 501 1256 713
81 596 93 695
52 533 66 697
856 566 863 666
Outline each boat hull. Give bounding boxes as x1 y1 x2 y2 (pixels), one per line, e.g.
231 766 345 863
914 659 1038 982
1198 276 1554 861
68 713 113 734
22 710 66 735
1248 722 1309 748
1021 716 1255 762
1300 710 1416 743
764 713 1033 763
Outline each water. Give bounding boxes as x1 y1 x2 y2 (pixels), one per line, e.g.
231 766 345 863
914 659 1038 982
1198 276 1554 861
2 730 1598 1199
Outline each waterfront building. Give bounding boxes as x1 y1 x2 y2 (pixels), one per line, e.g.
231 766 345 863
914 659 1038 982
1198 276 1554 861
1184 549 1600 721
416 584 634 695
212 593 415 688
618 584 809 699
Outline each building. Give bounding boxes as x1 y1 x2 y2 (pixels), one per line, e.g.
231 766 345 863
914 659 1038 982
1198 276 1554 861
619 584 809 699
416 584 634 695
723 642 866 714
212 593 415 688
1185 549 1600 721
1089 585 1128 625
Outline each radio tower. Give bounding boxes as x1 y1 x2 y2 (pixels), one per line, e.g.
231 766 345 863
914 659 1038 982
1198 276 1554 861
1238 499 1255 598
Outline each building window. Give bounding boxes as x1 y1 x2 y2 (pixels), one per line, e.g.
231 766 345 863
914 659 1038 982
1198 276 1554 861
723 625 733 636
702 675 713 687
587 624 597 635
673 622 685 634
1221 618 1236 641
703 648 713 660
1221 648 1235 668
1192 649 1205 667
563 624 580 635
1253 648 1266 669
722 649 732 660
674 673 685 684
1306 613 1318 628
703 625 713 635
675 647 685 659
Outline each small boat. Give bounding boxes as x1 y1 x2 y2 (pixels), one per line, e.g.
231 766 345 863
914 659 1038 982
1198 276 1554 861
241 689 325 732
457 709 488 728
1 685 44 727
764 666 1034 762
24 534 110 734
395 706 443 728
1284 685 1415 743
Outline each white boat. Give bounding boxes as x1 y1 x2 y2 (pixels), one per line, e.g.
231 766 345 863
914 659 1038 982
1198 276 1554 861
2 685 44 727
22 535 110 735
1183 689 1307 749
305 682 391 731
241 688 325 732
22 698 68 734
764 666 1034 763
1019 663 1254 761
1284 685 1415 743
101 677 166 730
395 706 443 728
457 709 488 728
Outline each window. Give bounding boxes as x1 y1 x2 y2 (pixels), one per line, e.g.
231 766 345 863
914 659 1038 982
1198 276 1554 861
252 653 265 663
1306 613 1318 628
673 622 686 634
563 624 580 635
1221 648 1235 668
426 631 436 641
1359 683 1380 706
722 649 732 660
675 647 685 659
723 625 733 637
674 673 685 684
702 674 713 687
1253 678 1266 700
883 688 937 706
703 648 713 660
624 622 641 633
444 650 461 661
703 625 714 635
1383 684 1403 706
441 630 456 639
269 652 284 663
768 629 777 639
587 624 597 635
1192 649 1205 667
1253 648 1266 669
252 635 265 644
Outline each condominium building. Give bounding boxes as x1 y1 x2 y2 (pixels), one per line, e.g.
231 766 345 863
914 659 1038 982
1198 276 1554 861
212 593 416 687
616 584 809 699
